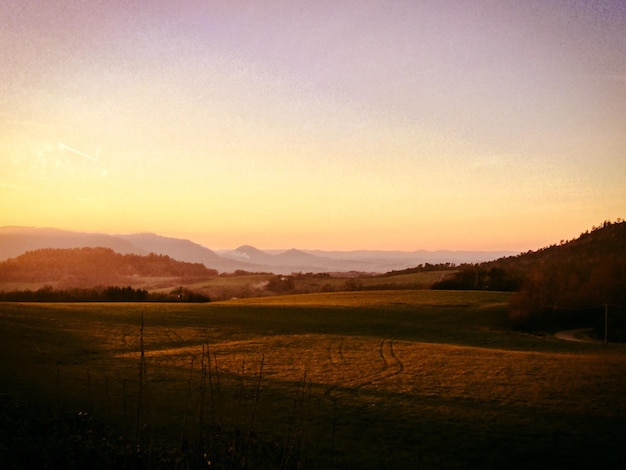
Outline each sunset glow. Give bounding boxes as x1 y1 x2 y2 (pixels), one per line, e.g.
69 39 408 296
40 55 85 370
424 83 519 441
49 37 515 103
2 1 625 251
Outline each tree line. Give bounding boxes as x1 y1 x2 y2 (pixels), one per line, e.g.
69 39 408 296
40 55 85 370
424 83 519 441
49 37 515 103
431 265 522 291
0 285 210 302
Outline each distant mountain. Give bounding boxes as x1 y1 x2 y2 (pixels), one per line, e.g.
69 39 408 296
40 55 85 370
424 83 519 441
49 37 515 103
274 248 319 263
223 246 336 273
227 245 276 264
221 245 517 273
0 227 253 273
116 233 250 273
0 227 146 259
227 246 327 266
1 226 518 274
302 249 518 268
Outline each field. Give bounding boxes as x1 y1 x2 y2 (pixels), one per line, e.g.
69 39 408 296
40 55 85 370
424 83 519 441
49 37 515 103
1 290 626 468
165 269 455 300
0 269 455 301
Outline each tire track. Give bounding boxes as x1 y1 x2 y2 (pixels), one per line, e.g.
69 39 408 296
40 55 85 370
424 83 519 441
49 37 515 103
164 328 184 344
357 338 404 389
325 336 347 399
325 338 405 400
385 339 404 376
327 336 346 367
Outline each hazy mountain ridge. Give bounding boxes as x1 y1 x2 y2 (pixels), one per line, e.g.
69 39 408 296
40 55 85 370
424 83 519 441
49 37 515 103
1 227 517 274
221 245 518 273
222 246 351 273
301 249 518 265
0 227 147 258
116 233 250 273
0 227 252 273
226 245 275 263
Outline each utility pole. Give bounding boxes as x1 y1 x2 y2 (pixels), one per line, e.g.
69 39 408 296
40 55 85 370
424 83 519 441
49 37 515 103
604 304 608 344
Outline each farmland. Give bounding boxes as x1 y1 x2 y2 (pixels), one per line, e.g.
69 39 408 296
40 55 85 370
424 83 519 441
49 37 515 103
1 290 625 468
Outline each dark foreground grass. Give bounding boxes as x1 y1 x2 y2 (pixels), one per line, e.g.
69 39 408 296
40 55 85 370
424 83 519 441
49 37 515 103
1 291 625 469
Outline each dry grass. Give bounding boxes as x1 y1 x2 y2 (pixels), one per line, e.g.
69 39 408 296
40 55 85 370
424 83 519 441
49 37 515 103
1 291 625 468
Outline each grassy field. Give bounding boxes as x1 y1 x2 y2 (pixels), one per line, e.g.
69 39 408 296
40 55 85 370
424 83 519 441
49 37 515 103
1 290 625 468
1 269 455 301
168 269 455 300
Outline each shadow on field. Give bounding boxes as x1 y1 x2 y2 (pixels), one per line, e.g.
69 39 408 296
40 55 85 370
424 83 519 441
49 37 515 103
1 298 626 469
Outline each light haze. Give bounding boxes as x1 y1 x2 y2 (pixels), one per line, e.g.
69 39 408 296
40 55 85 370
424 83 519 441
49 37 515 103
1 1 625 251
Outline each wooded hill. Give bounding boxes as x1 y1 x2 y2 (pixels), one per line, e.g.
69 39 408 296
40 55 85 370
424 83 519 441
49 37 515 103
0 247 218 288
434 220 626 336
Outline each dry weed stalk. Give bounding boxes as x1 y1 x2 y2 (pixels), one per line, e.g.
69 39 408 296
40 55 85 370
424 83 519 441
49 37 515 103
134 311 145 451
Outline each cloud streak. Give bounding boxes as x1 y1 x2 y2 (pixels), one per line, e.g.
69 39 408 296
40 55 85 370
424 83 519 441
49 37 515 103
58 142 102 164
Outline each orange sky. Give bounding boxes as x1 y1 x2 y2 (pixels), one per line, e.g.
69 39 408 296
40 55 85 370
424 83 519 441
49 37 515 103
2 1 625 251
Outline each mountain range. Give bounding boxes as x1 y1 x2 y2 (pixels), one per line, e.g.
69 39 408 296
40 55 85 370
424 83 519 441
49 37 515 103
0 226 517 274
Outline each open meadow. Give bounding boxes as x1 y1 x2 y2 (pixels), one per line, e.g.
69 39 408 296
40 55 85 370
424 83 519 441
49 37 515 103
155 269 455 300
1 290 625 469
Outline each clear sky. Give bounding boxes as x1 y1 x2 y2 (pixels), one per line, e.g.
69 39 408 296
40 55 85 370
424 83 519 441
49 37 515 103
1 1 625 251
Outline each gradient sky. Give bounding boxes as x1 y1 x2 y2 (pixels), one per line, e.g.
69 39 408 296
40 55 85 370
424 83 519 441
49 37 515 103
2 1 625 251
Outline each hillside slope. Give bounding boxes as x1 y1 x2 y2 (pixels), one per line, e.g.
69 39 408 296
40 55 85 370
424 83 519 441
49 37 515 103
0 247 217 288
431 221 626 336
492 220 626 271
435 220 626 293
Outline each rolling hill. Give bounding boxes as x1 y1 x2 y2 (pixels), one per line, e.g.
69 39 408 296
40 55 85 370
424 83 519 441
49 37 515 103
0 247 217 289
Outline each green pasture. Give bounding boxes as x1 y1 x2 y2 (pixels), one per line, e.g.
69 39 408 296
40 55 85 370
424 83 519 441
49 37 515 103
1 290 625 469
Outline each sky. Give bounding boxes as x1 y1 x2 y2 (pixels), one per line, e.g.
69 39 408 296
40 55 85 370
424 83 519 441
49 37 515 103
1 0 625 251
